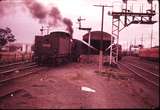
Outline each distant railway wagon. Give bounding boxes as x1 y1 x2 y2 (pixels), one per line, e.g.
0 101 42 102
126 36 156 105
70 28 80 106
34 31 72 65
139 46 159 61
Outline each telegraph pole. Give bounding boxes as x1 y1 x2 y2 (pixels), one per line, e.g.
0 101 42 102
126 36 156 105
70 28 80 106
94 5 112 72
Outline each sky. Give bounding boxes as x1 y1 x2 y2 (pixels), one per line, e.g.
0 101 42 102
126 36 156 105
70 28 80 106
0 0 159 50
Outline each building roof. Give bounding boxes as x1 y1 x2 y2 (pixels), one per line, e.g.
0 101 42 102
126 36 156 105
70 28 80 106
83 31 113 41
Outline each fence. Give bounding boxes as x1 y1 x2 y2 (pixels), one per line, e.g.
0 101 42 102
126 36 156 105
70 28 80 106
0 52 33 64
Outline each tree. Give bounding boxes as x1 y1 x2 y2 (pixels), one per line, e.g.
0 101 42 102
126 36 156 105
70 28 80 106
0 27 16 50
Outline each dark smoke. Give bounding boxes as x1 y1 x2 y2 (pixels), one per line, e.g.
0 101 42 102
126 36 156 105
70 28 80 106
24 0 73 35
63 18 73 35
0 1 5 16
48 7 62 26
0 0 15 17
24 0 48 23
0 0 74 35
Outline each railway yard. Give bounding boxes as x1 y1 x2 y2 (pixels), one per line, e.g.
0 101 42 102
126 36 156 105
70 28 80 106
0 56 159 109
0 0 159 109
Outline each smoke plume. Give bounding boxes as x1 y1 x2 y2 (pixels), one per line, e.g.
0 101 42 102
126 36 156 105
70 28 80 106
24 0 48 23
0 0 74 35
63 18 73 35
0 0 15 17
24 0 73 35
48 7 62 26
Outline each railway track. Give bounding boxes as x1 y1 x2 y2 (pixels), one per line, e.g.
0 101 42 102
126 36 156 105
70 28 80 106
122 56 159 75
0 61 43 84
118 62 159 87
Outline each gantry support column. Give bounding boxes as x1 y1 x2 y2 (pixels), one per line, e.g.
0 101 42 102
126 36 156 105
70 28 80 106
110 15 120 64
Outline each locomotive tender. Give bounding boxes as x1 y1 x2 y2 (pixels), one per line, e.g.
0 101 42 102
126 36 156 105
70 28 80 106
34 31 72 65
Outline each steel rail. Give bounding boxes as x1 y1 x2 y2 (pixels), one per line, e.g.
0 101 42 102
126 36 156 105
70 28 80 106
127 62 159 78
0 67 42 84
0 61 31 68
118 62 159 87
0 62 37 75
123 58 159 69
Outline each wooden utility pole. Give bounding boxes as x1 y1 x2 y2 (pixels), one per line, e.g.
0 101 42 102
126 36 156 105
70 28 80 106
94 5 112 72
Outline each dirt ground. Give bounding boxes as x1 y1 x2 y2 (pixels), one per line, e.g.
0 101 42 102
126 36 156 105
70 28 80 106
0 63 159 109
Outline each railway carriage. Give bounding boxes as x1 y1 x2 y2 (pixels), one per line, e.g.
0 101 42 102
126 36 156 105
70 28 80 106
139 46 159 62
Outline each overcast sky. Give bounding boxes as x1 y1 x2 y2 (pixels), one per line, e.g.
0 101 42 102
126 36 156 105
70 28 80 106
0 0 159 50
